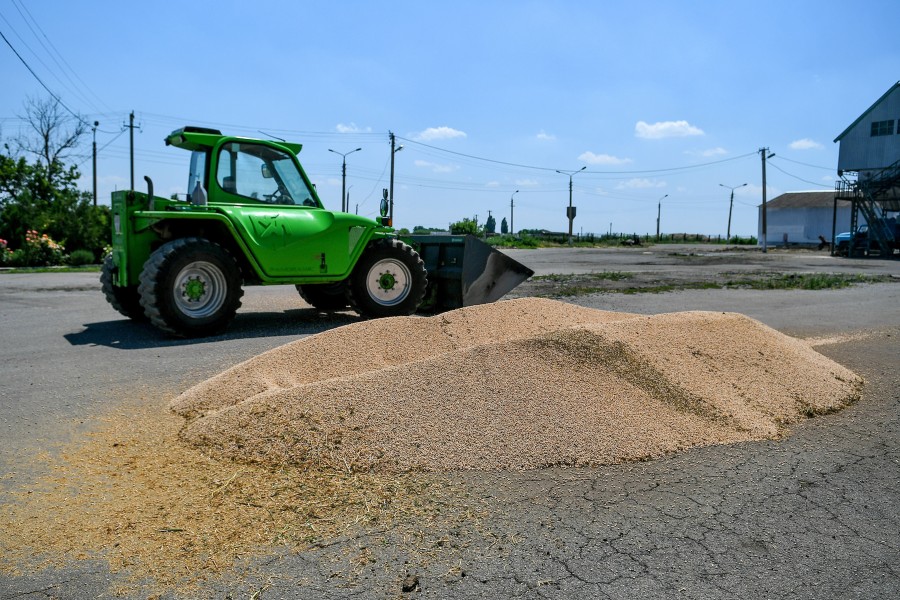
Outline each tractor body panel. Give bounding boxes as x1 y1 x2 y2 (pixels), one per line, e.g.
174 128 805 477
105 125 533 336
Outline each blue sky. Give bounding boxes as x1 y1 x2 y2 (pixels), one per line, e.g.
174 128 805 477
2 0 898 236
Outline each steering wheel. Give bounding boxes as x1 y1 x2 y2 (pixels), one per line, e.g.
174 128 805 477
266 185 293 204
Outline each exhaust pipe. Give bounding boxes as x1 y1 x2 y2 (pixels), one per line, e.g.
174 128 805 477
144 175 154 211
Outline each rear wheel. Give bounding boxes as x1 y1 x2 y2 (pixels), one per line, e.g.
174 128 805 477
296 281 349 310
138 238 243 337
348 239 426 318
100 254 146 320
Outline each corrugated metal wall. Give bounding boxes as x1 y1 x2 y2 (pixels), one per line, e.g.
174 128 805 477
837 87 900 174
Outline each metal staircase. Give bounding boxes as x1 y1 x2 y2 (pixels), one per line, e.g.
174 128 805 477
834 160 900 257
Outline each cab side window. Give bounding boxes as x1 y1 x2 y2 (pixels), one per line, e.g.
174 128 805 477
216 143 282 202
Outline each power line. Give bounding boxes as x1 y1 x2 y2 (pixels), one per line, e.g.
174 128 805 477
398 135 757 175
0 25 88 126
7 1 101 114
773 155 835 171
12 0 114 115
766 161 831 188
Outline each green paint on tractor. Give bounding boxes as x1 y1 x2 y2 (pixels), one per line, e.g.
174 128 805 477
101 126 533 338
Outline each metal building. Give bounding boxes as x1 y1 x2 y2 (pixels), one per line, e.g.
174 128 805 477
832 82 900 257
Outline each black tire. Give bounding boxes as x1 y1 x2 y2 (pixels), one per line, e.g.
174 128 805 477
100 254 146 321
138 238 243 337
347 238 427 318
296 281 349 310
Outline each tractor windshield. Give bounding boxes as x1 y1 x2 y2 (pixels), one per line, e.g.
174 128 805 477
216 142 317 206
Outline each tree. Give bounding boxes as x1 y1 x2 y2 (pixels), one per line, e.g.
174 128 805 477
0 97 110 260
500 217 508 234
15 96 86 189
485 213 496 234
449 218 479 235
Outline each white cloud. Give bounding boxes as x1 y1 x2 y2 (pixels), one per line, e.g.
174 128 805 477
536 130 556 141
699 147 728 157
515 178 539 187
414 159 458 173
635 120 704 139
336 122 372 134
617 178 666 190
789 138 823 150
578 151 632 165
413 126 467 141
486 181 501 188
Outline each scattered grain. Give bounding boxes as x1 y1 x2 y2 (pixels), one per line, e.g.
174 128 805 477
174 298 862 473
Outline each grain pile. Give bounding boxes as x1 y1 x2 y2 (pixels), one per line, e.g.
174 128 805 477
172 298 862 472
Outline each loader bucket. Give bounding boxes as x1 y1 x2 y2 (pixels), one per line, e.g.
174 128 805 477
408 235 535 312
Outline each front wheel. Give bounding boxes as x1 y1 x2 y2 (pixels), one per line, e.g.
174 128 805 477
138 238 243 337
348 239 427 318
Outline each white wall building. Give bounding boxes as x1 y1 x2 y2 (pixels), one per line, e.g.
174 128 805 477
758 191 853 247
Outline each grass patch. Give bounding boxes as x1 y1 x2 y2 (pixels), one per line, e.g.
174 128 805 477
724 273 893 290
0 265 101 274
533 271 632 283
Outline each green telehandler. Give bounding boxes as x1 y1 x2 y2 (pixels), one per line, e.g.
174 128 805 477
101 126 533 337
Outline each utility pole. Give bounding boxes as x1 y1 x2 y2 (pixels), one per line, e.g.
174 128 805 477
719 183 747 241
388 132 404 224
510 190 519 236
557 166 586 246
759 148 774 252
128 111 135 191
656 194 667 241
92 121 98 206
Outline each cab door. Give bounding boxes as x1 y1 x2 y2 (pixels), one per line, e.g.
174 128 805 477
211 141 352 277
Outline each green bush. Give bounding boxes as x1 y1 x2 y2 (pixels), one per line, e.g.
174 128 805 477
67 249 96 266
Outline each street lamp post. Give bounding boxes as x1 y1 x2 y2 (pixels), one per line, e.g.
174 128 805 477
510 189 519 236
328 147 362 212
656 194 668 241
719 183 747 241
556 166 586 246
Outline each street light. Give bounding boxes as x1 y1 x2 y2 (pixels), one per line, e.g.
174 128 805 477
510 190 519 235
719 183 747 241
656 194 668 241
556 166 586 246
328 147 362 212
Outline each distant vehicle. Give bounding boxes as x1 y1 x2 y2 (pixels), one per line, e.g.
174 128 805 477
834 228 861 256
835 219 900 257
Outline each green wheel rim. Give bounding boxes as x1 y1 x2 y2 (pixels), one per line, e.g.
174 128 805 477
173 261 228 318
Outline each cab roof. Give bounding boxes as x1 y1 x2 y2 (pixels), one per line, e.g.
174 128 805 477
165 126 303 155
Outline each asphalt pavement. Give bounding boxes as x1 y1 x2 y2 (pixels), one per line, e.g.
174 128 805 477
1 245 898 599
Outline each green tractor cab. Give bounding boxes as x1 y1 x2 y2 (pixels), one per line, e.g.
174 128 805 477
102 127 533 337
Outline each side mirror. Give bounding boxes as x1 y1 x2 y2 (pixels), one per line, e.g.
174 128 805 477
261 164 273 178
380 188 389 217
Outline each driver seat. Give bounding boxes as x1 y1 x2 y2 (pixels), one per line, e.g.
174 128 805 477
222 176 237 194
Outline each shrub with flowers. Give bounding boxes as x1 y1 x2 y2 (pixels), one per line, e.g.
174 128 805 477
0 238 13 266
8 230 67 267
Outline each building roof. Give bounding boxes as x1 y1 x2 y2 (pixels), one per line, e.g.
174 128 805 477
834 81 900 143
763 191 835 209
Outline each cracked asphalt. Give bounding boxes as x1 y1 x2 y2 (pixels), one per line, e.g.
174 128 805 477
1 245 898 599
